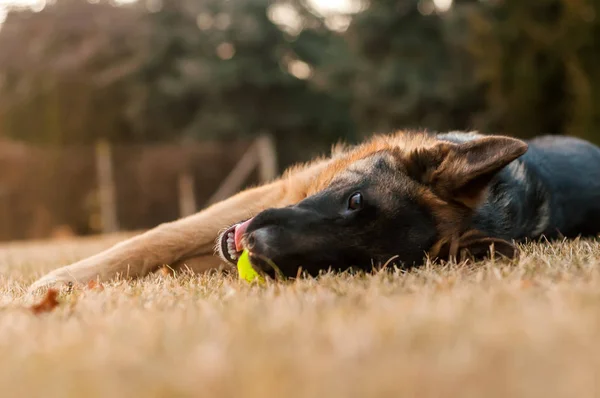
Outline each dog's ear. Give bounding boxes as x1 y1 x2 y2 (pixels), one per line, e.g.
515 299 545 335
406 136 528 208
429 230 518 262
456 230 518 261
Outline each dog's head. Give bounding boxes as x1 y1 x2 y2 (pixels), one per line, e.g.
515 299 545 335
219 133 528 279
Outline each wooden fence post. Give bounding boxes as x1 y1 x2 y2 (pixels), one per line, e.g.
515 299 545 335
0 186 7 240
178 171 197 217
95 140 119 233
255 133 278 183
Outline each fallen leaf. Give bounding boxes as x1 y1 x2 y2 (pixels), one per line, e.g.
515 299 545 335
86 280 104 291
30 289 60 315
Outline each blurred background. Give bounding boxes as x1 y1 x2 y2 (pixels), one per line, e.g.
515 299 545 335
0 0 598 242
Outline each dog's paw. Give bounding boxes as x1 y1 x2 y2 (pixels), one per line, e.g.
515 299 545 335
28 269 84 293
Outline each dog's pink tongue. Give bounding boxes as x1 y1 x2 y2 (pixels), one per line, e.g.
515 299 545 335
234 218 253 252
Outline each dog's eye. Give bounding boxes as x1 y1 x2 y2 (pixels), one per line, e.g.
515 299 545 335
348 192 363 211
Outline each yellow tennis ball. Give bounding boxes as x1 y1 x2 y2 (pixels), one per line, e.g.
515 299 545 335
237 249 265 284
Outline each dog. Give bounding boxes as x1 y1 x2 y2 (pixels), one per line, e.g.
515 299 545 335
29 130 600 289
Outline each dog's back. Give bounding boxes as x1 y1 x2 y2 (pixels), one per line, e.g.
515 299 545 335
524 136 600 237
441 133 600 241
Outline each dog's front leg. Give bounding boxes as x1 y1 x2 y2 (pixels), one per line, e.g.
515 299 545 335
28 159 328 291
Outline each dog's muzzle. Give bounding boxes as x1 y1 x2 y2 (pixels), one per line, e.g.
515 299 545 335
218 218 253 264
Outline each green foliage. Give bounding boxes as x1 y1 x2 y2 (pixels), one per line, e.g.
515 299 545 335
138 0 354 147
464 0 600 141
0 0 599 152
0 0 149 144
342 0 482 136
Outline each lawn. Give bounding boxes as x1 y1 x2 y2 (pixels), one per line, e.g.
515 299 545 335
2 234 600 397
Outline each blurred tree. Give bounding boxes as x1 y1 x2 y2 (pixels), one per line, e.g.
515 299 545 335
341 0 483 137
134 0 356 164
1 0 599 150
0 0 149 144
464 0 600 142
0 0 355 162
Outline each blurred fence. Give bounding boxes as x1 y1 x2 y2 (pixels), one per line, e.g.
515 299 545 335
0 136 277 242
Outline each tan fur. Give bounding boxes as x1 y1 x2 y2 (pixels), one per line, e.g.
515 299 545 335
29 131 525 291
29 157 332 290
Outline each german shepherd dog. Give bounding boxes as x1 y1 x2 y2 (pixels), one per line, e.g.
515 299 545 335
30 130 600 290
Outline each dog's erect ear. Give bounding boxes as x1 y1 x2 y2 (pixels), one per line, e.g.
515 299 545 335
406 136 528 208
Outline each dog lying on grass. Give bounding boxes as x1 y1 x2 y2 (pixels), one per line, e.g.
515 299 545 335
30 130 600 289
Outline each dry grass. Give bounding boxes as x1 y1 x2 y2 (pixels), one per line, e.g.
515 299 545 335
2 235 600 398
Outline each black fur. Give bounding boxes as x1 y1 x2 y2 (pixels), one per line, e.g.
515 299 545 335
245 157 439 278
446 135 600 240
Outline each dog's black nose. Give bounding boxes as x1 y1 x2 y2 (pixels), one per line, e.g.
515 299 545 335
245 227 275 256
245 227 282 279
